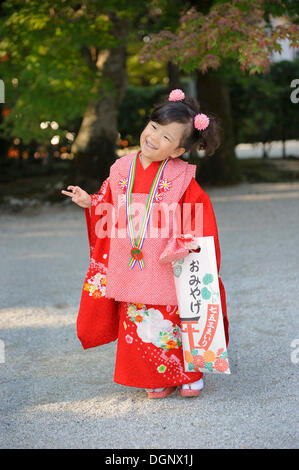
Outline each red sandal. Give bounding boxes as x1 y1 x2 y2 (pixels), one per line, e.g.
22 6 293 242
180 378 204 397
180 384 201 397
146 387 177 399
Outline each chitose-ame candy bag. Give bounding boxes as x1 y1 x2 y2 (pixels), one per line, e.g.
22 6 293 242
172 236 230 374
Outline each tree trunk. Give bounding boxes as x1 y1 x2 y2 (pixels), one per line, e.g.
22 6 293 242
27 139 37 165
166 61 182 91
282 140 286 159
262 142 269 159
42 144 55 172
71 12 128 188
195 68 241 186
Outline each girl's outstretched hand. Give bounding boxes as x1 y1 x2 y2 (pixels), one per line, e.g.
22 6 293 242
61 185 91 209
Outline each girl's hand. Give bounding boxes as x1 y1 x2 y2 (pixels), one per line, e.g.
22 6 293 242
61 185 91 209
184 240 199 250
179 234 199 251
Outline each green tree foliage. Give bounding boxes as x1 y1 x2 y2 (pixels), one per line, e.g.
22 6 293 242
0 0 143 144
138 0 299 184
139 0 299 76
228 58 299 153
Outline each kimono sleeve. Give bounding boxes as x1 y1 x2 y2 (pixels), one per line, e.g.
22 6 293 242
78 177 119 350
84 177 112 258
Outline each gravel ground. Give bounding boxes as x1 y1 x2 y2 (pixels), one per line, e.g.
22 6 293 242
0 181 298 449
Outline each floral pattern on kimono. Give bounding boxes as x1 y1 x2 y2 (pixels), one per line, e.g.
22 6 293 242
126 303 182 351
118 174 173 205
83 257 108 299
114 301 202 388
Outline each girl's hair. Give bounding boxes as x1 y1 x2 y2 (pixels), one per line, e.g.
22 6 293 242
148 93 222 156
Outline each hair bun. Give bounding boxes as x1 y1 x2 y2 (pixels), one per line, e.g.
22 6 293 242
194 113 210 131
168 89 185 101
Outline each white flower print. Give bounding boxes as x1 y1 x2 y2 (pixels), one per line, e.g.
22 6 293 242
159 178 172 192
119 177 128 191
154 192 164 202
91 194 104 206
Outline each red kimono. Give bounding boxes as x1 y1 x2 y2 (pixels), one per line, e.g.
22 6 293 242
79 154 229 389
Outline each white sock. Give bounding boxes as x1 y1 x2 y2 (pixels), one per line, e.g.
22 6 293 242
182 378 204 391
145 388 165 392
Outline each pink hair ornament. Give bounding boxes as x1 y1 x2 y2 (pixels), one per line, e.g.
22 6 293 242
194 113 210 131
168 89 185 101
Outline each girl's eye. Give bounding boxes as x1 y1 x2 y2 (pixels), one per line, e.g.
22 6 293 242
151 123 169 140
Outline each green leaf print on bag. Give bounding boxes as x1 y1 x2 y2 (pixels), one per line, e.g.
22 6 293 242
172 258 185 278
202 287 212 299
201 273 220 303
204 362 214 372
203 273 213 285
219 351 228 360
173 265 182 277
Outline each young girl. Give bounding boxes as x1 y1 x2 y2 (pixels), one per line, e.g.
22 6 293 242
61 89 229 399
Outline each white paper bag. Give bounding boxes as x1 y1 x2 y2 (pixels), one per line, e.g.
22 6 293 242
172 236 230 374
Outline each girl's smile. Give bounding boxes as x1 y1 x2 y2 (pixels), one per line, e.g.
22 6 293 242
140 120 186 168
145 138 157 150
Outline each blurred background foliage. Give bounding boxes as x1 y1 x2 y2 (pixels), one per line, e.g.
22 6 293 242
0 0 298 207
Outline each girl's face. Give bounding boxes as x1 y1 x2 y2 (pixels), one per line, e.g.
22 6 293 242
140 120 186 163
